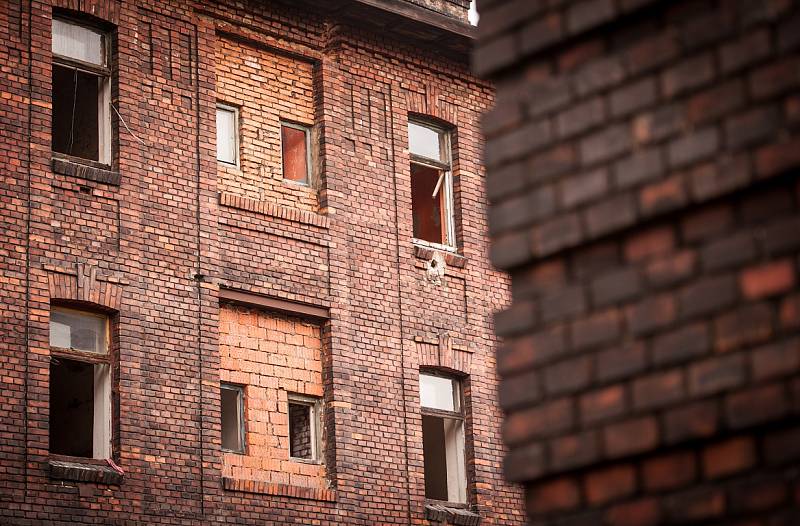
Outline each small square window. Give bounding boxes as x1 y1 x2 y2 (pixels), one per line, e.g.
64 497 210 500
221 383 245 453
216 105 239 166
288 395 320 461
281 122 311 185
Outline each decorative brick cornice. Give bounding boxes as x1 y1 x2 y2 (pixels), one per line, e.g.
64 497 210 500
222 477 336 502
47 263 124 311
219 192 330 229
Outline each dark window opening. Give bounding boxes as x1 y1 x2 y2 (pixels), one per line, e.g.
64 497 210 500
52 64 100 161
411 163 445 244
221 384 244 453
281 123 310 184
289 402 313 459
422 414 449 501
49 358 94 457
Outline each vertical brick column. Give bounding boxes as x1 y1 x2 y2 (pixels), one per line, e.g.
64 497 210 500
476 0 800 523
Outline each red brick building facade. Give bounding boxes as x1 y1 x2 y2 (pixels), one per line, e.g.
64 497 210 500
477 0 800 524
0 0 525 523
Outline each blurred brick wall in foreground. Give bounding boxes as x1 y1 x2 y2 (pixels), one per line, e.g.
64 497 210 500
475 0 800 523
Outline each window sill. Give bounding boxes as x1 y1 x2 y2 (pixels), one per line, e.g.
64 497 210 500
425 501 480 525
49 456 123 485
52 154 120 186
222 476 335 502
413 243 467 269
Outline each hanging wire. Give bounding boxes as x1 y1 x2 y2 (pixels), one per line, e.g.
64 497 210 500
111 102 147 146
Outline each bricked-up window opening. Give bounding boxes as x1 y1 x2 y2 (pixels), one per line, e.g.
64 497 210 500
49 307 111 459
409 120 455 248
281 122 311 185
220 383 245 453
288 395 320 461
51 18 111 164
420 372 467 503
216 104 239 166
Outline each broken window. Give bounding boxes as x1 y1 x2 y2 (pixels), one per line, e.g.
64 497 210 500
216 104 239 166
281 122 311 184
49 306 111 459
420 372 466 503
288 395 320 461
220 383 245 453
51 18 111 164
409 120 455 248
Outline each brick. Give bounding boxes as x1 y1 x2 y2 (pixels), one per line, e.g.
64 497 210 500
740 259 796 299
749 57 800 100
559 39 606 72
556 97 606 139
491 230 534 268
668 127 719 168
663 400 719 444
702 437 756 479
520 13 564 55
624 30 680 75
613 148 664 189
688 157 751 201
485 118 553 167
720 29 771 73
472 33 517 76
526 77 574 118
477 0 547 41
624 227 674 263
681 204 734 242
725 383 788 429
527 477 581 514
751 339 800 380
511 258 567 297
504 397 575 446
541 285 587 323
567 0 615 34
544 355 592 395
725 106 781 149
579 385 627 425
755 137 800 178
763 426 800 465
603 416 658 458
494 301 538 337
778 11 800 51
499 369 541 410
681 8 735 50
679 274 737 319
633 369 685 410
626 293 676 335
688 353 747 396
485 161 526 202
645 250 696 288
570 309 621 350
572 241 620 279
591 268 642 307
728 476 789 513
643 451 696 491
584 193 637 238
575 56 625 96
763 217 800 256
497 325 568 375
661 52 715 97
780 295 800 328
701 232 757 272
633 104 684 144
549 430 600 471
583 465 635 506
639 174 688 217
605 498 661 526
504 442 546 482
559 168 608 208
580 124 632 166
610 77 656 117
528 144 578 183
664 487 725 522
488 184 556 234
687 80 745 125
596 342 646 382
741 186 795 224
713 303 773 353
531 213 584 257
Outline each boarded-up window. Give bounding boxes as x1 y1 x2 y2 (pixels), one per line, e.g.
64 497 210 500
281 122 310 184
409 120 454 247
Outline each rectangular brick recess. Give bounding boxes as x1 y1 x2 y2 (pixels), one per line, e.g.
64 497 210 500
479 0 800 523
2 0 524 525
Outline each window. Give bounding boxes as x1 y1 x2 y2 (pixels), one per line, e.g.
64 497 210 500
409 120 455 248
216 104 239 166
420 372 466 503
49 306 111 459
288 394 320 461
220 383 245 453
281 122 311 184
51 18 111 164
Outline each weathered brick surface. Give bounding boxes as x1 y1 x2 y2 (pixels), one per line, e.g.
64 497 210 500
478 0 800 522
0 0 523 524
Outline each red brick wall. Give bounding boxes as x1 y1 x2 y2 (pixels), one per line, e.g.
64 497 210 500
0 0 522 524
476 0 800 523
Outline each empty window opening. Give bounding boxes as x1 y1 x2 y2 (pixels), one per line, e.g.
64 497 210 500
420 372 466 503
49 307 111 459
288 395 320 461
220 383 245 453
281 122 311 184
216 104 239 166
51 18 110 164
409 120 454 248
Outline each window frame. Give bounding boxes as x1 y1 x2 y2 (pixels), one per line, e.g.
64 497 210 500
220 382 246 454
216 103 240 168
287 393 322 463
409 119 456 251
48 305 113 460
419 371 467 504
51 16 112 166
279 120 313 186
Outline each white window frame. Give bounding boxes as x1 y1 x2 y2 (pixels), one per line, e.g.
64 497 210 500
220 383 246 454
287 393 322 463
216 104 240 167
51 17 112 165
409 119 456 251
279 120 312 186
419 371 467 504
48 306 112 460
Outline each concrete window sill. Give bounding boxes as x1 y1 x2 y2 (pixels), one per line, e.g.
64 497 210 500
49 456 123 485
52 154 120 186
